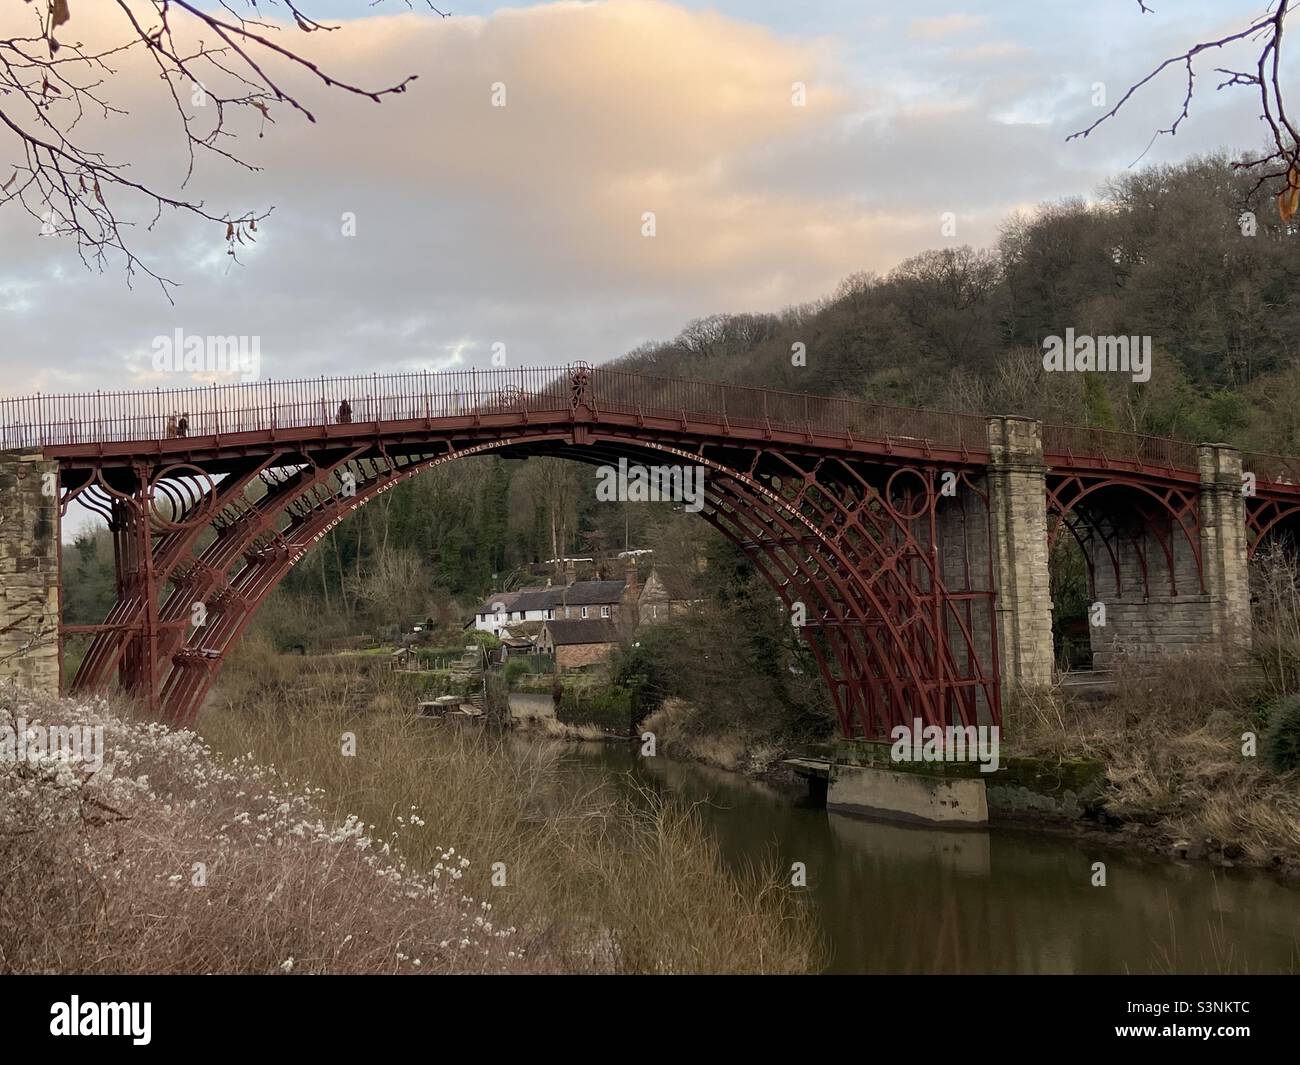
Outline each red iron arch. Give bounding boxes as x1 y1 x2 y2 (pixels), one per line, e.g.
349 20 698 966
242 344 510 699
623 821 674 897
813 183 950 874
60 427 1001 737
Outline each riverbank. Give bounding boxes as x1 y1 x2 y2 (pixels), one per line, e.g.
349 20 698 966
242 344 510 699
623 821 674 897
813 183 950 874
197 640 822 974
632 652 1300 882
236 640 1300 883
1 672 820 974
1003 654 1300 881
15 645 1297 974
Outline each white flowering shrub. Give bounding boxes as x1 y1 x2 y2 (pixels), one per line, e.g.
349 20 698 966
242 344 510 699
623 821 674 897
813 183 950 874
0 689 521 974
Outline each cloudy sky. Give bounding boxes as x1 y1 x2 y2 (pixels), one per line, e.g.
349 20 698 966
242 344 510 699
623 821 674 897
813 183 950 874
0 0 1285 395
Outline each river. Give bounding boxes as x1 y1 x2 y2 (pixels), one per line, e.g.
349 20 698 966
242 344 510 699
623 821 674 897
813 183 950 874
554 740 1300 974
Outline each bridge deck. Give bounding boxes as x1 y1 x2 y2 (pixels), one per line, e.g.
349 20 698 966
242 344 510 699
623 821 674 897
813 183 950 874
2 363 1297 492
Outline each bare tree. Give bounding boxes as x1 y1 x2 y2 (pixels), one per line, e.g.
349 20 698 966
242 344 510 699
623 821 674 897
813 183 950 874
1069 1 1300 219
350 546 431 627
528 457 575 571
0 1 443 296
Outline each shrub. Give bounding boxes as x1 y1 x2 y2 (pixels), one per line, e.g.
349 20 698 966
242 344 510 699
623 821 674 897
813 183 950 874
608 601 834 741
1252 543 1300 700
609 639 672 720
1263 693 1300 774
557 685 634 734
466 631 502 651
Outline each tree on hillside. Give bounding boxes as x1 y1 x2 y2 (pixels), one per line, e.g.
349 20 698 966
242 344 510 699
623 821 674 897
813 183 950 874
0 0 439 294
887 247 1002 370
610 154 1300 446
61 529 115 625
520 457 578 571
999 200 1120 347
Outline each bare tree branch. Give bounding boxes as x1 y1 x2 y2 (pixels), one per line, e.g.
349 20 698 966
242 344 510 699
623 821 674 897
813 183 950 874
0 1 437 298
1069 2 1300 218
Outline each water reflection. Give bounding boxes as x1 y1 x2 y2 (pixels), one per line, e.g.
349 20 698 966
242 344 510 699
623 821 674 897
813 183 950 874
556 740 1300 974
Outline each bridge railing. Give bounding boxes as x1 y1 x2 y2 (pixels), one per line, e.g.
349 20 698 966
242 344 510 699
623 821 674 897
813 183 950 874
585 365 990 453
1042 423 1200 472
1241 450 1300 486
3 365 1287 483
2 363 992 456
0 367 577 449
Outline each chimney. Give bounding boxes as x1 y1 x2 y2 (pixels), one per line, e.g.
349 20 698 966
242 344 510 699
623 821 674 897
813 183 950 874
624 556 640 602
563 558 577 585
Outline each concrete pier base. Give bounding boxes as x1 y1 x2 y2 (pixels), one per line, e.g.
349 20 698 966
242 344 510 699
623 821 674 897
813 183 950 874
826 763 989 827
788 740 1106 827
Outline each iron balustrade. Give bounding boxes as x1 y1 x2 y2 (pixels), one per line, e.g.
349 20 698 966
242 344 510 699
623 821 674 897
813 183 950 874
1241 451 1300 486
0 364 988 456
1 362 1295 485
1041 423 1200 473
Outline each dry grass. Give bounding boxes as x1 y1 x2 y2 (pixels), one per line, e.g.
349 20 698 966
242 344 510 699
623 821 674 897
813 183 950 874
195 642 822 974
640 698 784 774
1254 541 1300 700
1005 653 1300 869
3 655 820 974
516 713 607 741
0 687 521 974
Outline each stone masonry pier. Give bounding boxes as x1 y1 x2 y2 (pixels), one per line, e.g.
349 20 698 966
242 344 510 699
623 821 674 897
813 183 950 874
0 449 60 694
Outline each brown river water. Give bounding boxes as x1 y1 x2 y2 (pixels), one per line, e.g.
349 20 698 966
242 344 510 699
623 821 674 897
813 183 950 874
556 741 1300 974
